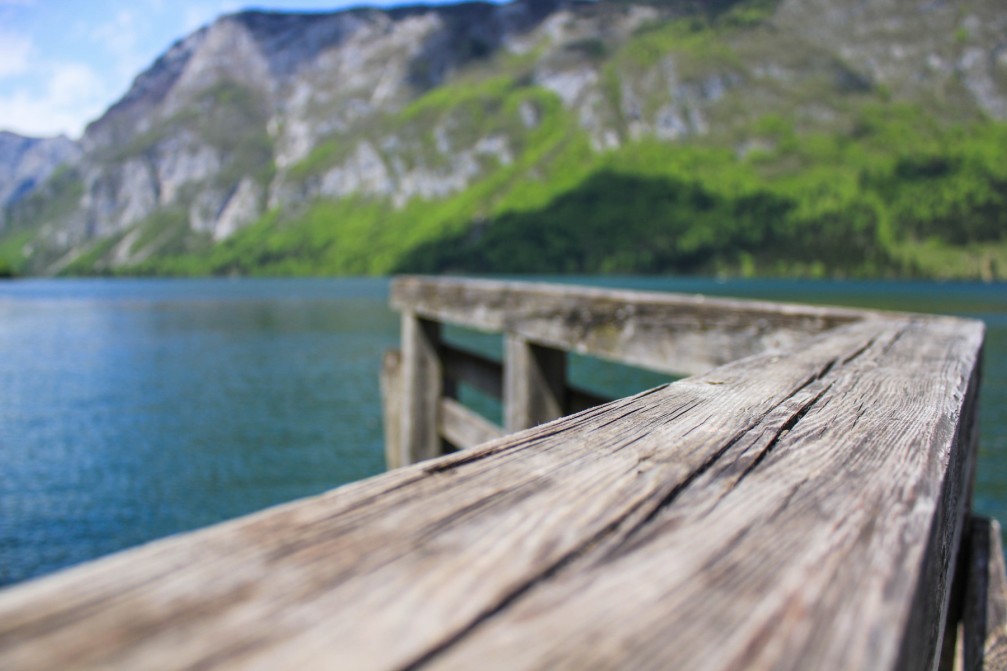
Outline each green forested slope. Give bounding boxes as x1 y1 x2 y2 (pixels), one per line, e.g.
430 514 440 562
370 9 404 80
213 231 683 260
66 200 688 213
2 1 1005 279
136 94 1007 280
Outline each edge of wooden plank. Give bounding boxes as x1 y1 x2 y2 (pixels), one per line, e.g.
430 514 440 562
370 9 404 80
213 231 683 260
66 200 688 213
896 320 984 671
390 275 888 324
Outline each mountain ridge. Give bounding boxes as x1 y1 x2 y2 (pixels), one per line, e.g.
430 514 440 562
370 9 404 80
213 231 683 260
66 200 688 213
1 0 1005 279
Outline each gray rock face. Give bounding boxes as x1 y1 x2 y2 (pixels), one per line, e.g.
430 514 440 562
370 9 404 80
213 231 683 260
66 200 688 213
43 0 573 261
775 0 1007 111
0 132 80 217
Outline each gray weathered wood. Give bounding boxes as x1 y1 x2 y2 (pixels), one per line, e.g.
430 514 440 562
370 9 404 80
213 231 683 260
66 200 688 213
442 344 502 400
400 312 446 464
962 517 1007 670
439 397 505 450
504 334 566 433
429 317 984 671
381 349 403 470
0 311 983 671
392 275 874 376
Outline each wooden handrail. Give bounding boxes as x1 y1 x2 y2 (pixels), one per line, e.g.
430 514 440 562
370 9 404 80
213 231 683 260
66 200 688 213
0 276 994 670
391 276 872 376
384 276 888 466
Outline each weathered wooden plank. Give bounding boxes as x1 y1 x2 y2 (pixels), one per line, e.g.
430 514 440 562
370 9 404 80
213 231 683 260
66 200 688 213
962 517 1007 670
381 349 403 470
426 316 985 671
442 343 502 400
504 335 566 432
897 328 983 671
392 276 873 376
0 315 982 671
399 312 445 465
439 397 505 450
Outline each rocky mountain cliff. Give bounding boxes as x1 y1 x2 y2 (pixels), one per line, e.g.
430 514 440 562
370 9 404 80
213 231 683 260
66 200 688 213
1 0 1006 278
0 132 79 220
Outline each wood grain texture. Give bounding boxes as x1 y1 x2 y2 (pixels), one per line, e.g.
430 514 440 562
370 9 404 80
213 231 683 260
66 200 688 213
0 311 983 671
428 317 984 671
899 324 982 671
392 276 874 376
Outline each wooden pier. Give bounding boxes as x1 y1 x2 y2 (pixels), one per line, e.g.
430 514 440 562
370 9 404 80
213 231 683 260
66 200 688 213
0 275 1003 669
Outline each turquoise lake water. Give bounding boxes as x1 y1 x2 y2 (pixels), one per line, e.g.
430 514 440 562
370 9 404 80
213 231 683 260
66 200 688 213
0 277 1004 588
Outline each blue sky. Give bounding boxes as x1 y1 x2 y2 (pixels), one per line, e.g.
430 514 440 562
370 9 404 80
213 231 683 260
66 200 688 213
0 0 440 139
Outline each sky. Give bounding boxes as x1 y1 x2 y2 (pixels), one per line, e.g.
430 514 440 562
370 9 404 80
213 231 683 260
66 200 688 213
0 0 431 139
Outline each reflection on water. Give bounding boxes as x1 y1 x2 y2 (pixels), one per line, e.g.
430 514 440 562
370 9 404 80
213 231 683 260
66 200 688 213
0 277 1003 588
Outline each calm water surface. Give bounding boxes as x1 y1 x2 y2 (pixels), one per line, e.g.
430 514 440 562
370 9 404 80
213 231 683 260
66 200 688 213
0 277 1004 588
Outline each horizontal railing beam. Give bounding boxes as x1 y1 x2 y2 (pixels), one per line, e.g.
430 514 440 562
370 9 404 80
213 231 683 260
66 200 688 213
392 276 874 376
439 397 506 450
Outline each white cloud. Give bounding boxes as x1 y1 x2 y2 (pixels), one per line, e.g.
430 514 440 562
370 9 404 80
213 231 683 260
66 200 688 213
0 32 32 78
0 61 108 137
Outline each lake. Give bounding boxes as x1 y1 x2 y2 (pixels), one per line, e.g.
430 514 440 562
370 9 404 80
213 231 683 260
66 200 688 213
0 277 1004 589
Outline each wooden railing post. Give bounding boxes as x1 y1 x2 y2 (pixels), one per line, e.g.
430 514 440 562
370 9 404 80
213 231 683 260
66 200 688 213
400 311 445 465
961 516 1007 669
380 349 403 469
504 334 566 433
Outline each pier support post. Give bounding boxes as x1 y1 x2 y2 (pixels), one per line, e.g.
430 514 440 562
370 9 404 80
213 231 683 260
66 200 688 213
380 349 403 470
400 312 445 465
504 334 566 433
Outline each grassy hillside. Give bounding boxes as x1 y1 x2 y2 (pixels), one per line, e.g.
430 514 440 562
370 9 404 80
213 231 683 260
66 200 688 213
5 1 1006 280
131 94 1007 280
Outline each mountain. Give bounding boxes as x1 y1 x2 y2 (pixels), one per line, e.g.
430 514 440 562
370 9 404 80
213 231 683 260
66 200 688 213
1 0 1005 279
0 132 79 219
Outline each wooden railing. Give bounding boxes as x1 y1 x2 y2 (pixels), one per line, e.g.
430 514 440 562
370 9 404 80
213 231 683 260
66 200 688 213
0 275 1002 670
382 276 868 468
